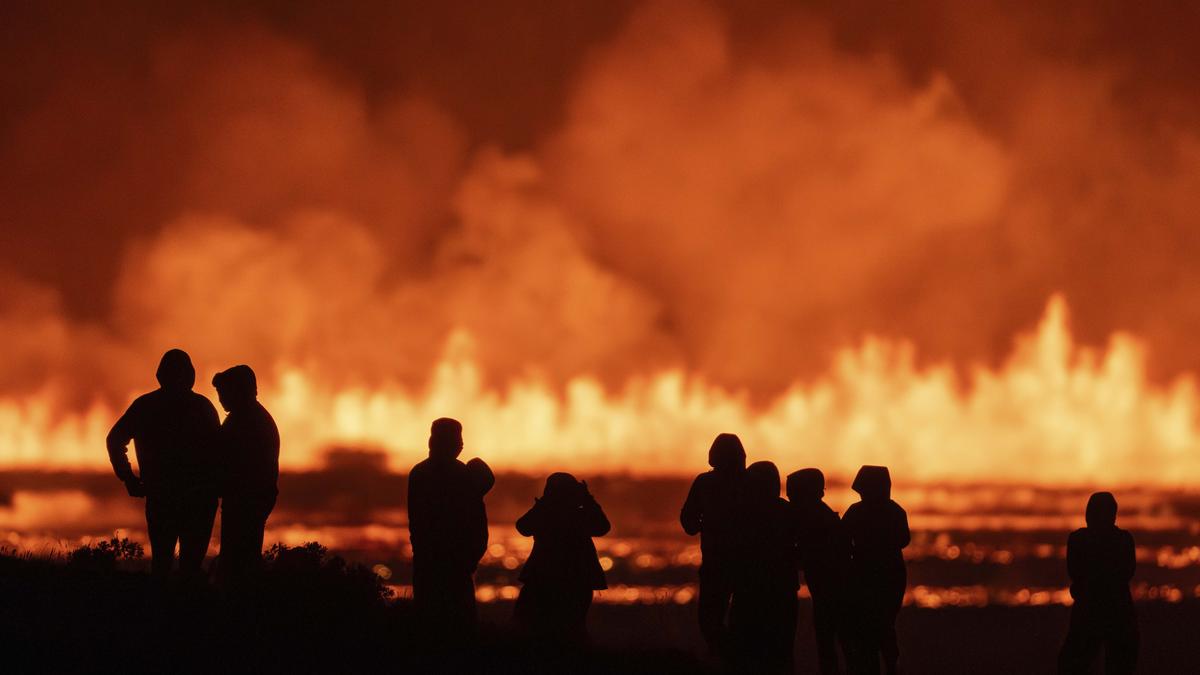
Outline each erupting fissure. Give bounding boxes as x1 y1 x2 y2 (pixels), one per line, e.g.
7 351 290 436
1 295 1196 484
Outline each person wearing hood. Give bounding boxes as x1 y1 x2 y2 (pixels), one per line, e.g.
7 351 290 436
513 472 610 645
680 433 747 655
211 364 279 589
106 349 221 580
842 465 909 675
1058 492 1137 674
788 468 851 675
407 418 494 636
729 461 799 674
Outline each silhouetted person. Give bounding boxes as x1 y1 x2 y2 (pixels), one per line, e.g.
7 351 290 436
407 418 494 635
106 349 220 580
789 468 850 675
1058 492 1137 675
513 473 610 645
680 433 747 655
211 365 279 589
842 465 909 675
730 461 798 674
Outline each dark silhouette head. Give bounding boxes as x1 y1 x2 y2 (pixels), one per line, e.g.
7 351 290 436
786 468 825 503
851 465 891 501
428 417 464 460
1085 491 1118 528
211 364 258 413
745 461 780 501
156 349 196 391
708 433 746 472
467 457 495 495
542 471 583 504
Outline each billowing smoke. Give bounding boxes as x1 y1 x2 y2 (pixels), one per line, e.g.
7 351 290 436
3 1 1200 475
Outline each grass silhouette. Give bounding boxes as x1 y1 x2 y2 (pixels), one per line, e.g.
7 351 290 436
0 542 703 674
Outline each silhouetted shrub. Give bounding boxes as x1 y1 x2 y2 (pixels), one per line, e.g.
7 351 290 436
66 536 144 572
261 541 393 606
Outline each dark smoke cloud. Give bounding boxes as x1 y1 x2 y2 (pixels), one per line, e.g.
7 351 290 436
3 0 1200 404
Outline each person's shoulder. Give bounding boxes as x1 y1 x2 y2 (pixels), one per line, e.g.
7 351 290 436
186 390 217 411
888 499 907 515
819 501 840 520
127 391 157 410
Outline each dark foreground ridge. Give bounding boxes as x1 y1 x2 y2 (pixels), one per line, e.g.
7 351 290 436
0 541 702 675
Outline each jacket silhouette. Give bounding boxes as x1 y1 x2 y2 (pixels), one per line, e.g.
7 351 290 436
680 433 746 654
788 468 850 675
1058 491 1138 674
407 418 494 633
842 465 909 675
211 365 279 588
513 473 610 644
730 461 798 674
106 349 220 579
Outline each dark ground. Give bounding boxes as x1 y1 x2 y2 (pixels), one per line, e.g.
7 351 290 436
2 544 1198 674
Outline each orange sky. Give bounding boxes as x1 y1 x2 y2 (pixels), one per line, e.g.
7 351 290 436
2 2 1200 478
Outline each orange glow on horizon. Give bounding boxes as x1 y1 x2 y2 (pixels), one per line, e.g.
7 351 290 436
1 295 1197 485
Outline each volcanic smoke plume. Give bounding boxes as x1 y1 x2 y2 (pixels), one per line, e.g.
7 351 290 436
2 1 1200 480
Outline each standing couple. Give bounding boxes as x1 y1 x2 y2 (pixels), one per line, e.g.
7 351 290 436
106 349 279 587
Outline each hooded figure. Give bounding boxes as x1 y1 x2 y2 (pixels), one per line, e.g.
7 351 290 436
106 349 221 579
788 468 850 675
513 472 610 645
407 418 493 635
1058 492 1137 674
729 461 798 674
842 466 909 675
680 433 747 654
211 364 279 589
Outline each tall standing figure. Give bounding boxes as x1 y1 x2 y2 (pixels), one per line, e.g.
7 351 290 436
106 349 221 580
730 461 799 675
211 365 279 588
513 473 610 645
788 468 851 675
843 465 909 675
1058 492 1137 675
680 433 747 655
407 418 494 635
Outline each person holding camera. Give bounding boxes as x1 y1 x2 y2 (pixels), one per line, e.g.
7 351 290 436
513 472 611 645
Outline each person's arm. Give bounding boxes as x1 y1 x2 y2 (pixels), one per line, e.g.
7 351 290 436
106 402 144 496
894 504 911 549
1120 530 1136 583
583 496 611 537
680 476 704 535
406 469 427 542
1065 531 1083 585
515 500 546 537
199 399 222 496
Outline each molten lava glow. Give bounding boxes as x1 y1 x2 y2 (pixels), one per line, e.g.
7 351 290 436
1 296 1197 484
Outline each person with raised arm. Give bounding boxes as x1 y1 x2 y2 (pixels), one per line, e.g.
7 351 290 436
513 472 611 645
